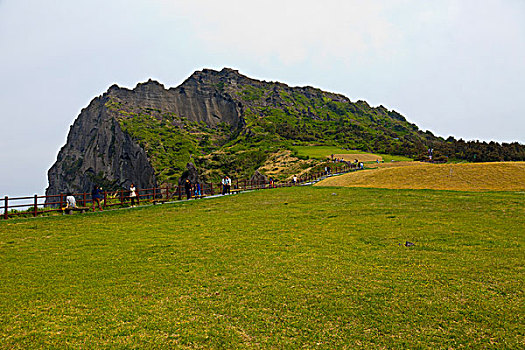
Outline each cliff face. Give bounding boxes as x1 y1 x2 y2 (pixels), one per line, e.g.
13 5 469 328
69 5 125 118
45 69 247 198
106 70 244 129
46 95 156 198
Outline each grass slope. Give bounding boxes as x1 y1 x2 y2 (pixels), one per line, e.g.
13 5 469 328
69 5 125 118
317 161 525 191
0 187 524 348
292 146 412 162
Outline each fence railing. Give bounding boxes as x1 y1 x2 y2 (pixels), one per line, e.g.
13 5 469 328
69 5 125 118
1 164 354 220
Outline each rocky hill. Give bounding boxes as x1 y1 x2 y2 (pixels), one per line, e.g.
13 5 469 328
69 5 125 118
46 68 525 197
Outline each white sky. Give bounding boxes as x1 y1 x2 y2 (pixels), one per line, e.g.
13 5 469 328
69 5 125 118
1 0 524 197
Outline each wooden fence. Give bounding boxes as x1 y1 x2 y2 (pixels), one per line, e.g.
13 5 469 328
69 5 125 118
1 164 354 220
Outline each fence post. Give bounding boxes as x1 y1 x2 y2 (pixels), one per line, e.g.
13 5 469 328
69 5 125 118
60 193 64 209
153 186 157 200
166 185 169 200
103 191 107 207
120 189 124 205
4 196 8 220
33 195 38 217
83 192 86 207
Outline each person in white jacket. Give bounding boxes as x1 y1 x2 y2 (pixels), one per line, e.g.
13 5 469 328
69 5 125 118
130 183 139 206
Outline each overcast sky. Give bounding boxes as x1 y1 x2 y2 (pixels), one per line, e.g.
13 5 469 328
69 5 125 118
1 0 524 197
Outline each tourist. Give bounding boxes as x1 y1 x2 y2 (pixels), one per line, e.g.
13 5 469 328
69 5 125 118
64 192 76 214
184 178 192 200
194 182 202 198
222 176 231 195
129 183 139 206
91 185 103 211
222 176 228 195
66 192 76 209
226 176 232 194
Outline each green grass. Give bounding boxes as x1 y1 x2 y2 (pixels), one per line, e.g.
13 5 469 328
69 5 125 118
292 146 364 159
292 145 412 162
377 153 413 162
0 187 523 348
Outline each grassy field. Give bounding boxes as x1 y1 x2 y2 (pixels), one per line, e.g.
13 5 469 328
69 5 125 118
1 186 524 348
317 161 525 191
292 146 412 162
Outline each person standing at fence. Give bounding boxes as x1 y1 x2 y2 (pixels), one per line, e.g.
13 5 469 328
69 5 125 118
129 183 139 207
222 176 228 195
184 178 192 200
293 175 298 185
194 182 201 198
226 176 231 194
91 185 103 211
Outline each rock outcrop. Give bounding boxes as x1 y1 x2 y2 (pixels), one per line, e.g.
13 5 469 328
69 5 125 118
250 170 268 184
107 71 245 128
46 95 156 199
45 68 247 200
178 162 201 186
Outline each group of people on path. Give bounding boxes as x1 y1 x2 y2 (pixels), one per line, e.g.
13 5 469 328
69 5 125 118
330 154 347 163
65 184 139 213
221 176 231 195
184 179 202 200
64 171 305 214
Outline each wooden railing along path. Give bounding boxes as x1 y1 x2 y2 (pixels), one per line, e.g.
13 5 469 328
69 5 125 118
1 164 354 220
